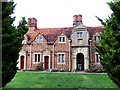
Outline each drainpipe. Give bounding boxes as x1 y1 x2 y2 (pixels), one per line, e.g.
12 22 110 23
68 40 71 71
89 39 92 63
30 44 32 69
52 43 55 69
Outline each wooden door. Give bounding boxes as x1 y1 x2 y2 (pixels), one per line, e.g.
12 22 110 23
21 56 24 69
45 56 49 70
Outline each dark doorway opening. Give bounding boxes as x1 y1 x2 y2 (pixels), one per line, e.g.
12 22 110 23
76 53 84 70
44 56 49 70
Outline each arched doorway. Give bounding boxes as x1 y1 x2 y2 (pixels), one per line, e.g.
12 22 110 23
44 56 49 70
20 56 24 69
76 53 84 70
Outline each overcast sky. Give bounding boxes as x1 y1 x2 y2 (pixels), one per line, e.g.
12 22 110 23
13 0 113 28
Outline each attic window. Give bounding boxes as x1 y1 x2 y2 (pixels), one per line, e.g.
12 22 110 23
94 36 100 43
36 36 42 44
77 32 82 37
59 36 66 43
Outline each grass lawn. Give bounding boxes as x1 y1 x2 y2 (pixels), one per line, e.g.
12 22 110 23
4 71 118 88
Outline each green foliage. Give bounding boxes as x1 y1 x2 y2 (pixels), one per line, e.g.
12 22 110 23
17 17 28 39
96 1 120 87
2 2 27 87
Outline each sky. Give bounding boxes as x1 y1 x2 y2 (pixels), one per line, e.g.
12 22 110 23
13 0 113 28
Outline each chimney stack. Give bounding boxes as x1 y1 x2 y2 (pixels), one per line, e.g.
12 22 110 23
27 18 37 34
73 14 82 27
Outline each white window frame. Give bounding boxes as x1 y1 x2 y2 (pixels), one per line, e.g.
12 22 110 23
77 32 83 38
58 36 66 43
36 36 42 44
57 53 65 64
34 53 41 63
95 52 100 63
94 36 100 43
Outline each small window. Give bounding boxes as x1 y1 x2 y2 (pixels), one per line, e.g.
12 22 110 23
77 32 82 37
94 36 100 42
59 36 65 43
34 54 40 62
58 54 65 64
96 53 100 63
78 39 83 44
36 37 42 44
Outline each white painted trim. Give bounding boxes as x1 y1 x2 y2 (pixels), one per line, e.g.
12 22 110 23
58 36 66 43
18 50 27 70
57 53 65 64
43 55 51 69
95 52 100 64
33 52 41 64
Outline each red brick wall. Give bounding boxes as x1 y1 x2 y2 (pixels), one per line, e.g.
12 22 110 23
54 34 70 70
21 33 71 70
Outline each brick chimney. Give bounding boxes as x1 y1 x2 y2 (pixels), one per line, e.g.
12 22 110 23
73 14 82 27
27 18 37 34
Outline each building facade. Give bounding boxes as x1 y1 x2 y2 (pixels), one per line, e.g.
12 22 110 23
17 15 103 71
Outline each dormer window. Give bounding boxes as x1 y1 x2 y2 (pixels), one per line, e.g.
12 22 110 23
94 36 100 42
77 32 82 37
59 36 66 43
36 36 42 44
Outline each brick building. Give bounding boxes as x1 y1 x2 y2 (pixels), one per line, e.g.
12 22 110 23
17 14 103 71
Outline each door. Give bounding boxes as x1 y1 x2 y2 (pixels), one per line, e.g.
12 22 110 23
21 56 24 69
44 56 49 70
76 53 84 70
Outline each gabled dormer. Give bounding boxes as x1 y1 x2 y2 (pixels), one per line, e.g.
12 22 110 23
32 33 46 45
57 33 66 43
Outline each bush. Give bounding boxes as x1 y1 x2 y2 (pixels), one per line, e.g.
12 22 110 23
88 63 104 73
36 62 44 71
94 63 104 73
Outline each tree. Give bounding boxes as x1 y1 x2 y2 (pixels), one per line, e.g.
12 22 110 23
2 2 27 87
96 1 120 87
17 17 28 39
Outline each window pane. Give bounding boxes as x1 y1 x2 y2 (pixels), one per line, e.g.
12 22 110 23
59 37 65 42
60 54 62 63
35 54 37 62
39 37 42 43
63 37 65 42
98 36 100 41
36 37 42 44
96 54 99 63
58 54 60 63
94 36 96 42
38 54 40 62
59 37 61 42
62 54 64 63
77 32 82 37
80 32 82 37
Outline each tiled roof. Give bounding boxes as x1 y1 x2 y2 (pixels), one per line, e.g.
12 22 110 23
27 26 103 44
27 27 73 44
87 26 103 37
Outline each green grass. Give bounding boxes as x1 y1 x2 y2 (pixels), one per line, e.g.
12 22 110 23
4 71 118 88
